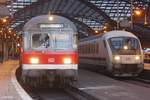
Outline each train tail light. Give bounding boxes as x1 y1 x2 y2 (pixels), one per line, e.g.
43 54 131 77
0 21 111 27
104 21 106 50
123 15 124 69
63 58 72 64
30 57 39 64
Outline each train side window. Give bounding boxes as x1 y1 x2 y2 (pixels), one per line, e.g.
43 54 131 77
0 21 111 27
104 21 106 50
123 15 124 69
94 43 96 53
87 44 89 54
92 43 94 53
87 44 88 54
73 34 77 49
97 43 99 53
89 43 91 54
93 41 96 53
94 44 96 53
103 40 106 48
78 46 80 53
93 43 95 53
83 45 84 54
83 45 85 54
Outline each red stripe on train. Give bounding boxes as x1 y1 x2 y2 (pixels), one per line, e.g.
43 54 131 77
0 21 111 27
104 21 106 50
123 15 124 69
20 51 78 64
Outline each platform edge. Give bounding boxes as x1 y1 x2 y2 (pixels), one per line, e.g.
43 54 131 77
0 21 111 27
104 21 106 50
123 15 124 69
11 65 33 100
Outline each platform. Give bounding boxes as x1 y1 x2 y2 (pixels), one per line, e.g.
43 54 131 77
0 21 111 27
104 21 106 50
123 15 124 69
75 69 150 100
0 60 32 100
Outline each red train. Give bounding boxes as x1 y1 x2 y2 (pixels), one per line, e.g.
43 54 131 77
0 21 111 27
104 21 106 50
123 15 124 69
20 15 78 86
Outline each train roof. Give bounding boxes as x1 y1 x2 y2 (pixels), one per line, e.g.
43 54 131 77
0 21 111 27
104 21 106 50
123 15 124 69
79 30 138 42
23 15 77 32
103 30 137 39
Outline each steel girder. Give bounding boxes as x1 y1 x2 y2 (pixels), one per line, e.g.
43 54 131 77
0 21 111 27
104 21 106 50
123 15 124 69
14 13 94 38
89 0 150 42
7 0 150 40
11 0 115 34
89 0 150 24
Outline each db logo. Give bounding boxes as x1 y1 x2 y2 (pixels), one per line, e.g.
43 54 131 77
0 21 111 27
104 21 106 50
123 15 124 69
126 57 131 61
48 58 55 63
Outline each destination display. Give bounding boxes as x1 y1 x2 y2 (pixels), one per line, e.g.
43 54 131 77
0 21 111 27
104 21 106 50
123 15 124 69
40 23 64 28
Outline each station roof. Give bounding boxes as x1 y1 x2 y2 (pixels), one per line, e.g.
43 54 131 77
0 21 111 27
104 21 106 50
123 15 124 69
0 0 150 45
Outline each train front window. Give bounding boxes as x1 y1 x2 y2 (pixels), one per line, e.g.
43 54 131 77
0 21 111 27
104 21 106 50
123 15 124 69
32 32 76 50
108 37 140 55
32 33 50 49
52 33 72 50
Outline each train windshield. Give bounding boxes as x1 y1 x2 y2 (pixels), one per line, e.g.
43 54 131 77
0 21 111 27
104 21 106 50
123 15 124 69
32 33 76 50
108 37 141 55
32 33 50 49
52 33 72 50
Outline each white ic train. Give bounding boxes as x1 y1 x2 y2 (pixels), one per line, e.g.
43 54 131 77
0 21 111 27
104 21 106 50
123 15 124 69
79 30 144 77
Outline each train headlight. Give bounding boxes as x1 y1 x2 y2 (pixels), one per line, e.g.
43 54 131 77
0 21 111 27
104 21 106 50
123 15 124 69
135 55 140 60
49 16 53 21
114 55 120 61
30 57 39 64
123 45 128 50
63 58 72 64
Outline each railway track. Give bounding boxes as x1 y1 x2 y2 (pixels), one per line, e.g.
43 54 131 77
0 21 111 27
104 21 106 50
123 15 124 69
24 86 100 100
18 80 98 100
17 66 150 100
16 67 100 100
82 66 150 88
135 78 150 85
133 78 150 88
17 78 100 100
31 88 76 100
117 78 150 88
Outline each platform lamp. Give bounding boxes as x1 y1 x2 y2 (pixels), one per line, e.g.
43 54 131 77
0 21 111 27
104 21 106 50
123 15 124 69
133 7 148 25
2 18 7 23
0 18 8 63
131 0 148 29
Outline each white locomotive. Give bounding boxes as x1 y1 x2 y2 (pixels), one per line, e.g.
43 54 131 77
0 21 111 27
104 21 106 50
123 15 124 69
79 30 144 77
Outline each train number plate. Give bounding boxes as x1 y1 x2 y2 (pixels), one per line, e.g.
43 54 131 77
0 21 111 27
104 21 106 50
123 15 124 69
123 56 133 63
48 58 55 63
125 57 131 61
